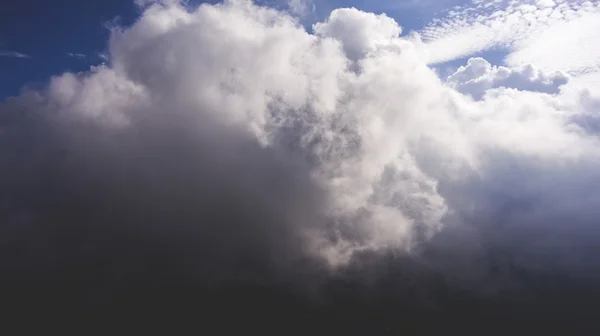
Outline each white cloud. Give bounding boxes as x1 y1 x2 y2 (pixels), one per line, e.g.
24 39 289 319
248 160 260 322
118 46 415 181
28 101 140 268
506 6 600 75
2 0 600 273
536 0 556 8
313 7 402 61
447 57 569 99
0 50 31 59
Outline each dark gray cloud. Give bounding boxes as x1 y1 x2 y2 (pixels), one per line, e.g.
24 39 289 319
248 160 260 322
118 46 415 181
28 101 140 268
0 91 330 280
0 93 340 334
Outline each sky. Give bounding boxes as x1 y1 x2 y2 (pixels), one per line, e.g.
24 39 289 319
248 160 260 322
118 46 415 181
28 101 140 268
2 0 600 333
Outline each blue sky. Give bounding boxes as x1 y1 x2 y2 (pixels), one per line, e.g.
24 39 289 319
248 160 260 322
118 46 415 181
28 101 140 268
0 0 139 97
0 0 465 99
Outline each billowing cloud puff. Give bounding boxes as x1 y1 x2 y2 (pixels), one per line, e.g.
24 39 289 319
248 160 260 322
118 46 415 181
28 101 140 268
447 57 569 100
313 7 402 60
3 0 600 330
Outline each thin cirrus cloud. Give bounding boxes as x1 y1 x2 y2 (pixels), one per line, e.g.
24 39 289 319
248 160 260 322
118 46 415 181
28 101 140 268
287 0 314 16
0 50 31 59
421 0 600 78
66 52 87 59
2 0 600 328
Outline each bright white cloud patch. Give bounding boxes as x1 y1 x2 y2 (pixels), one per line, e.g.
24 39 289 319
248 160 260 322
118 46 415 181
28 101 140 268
448 57 569 99
536 0 556 8
2 0 600 270
313 8 402 60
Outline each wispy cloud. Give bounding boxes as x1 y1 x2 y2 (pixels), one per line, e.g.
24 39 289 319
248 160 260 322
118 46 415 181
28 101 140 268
287 0 315 16
0 50 31 59
97 52 108 61
421 0 600 78
66 52 87 59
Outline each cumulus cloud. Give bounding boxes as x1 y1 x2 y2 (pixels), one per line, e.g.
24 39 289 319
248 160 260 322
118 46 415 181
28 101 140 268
536 0 556 8
447 57 569 100
313 7 402 61
3 0 600 329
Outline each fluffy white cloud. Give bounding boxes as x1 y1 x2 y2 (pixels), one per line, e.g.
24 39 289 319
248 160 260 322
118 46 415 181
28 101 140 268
313 7 402 60
2 0 600 274
447 57 569 99
536 0 556 8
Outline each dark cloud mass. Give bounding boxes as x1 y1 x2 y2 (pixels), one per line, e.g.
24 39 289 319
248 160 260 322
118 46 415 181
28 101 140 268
2 1 600 334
